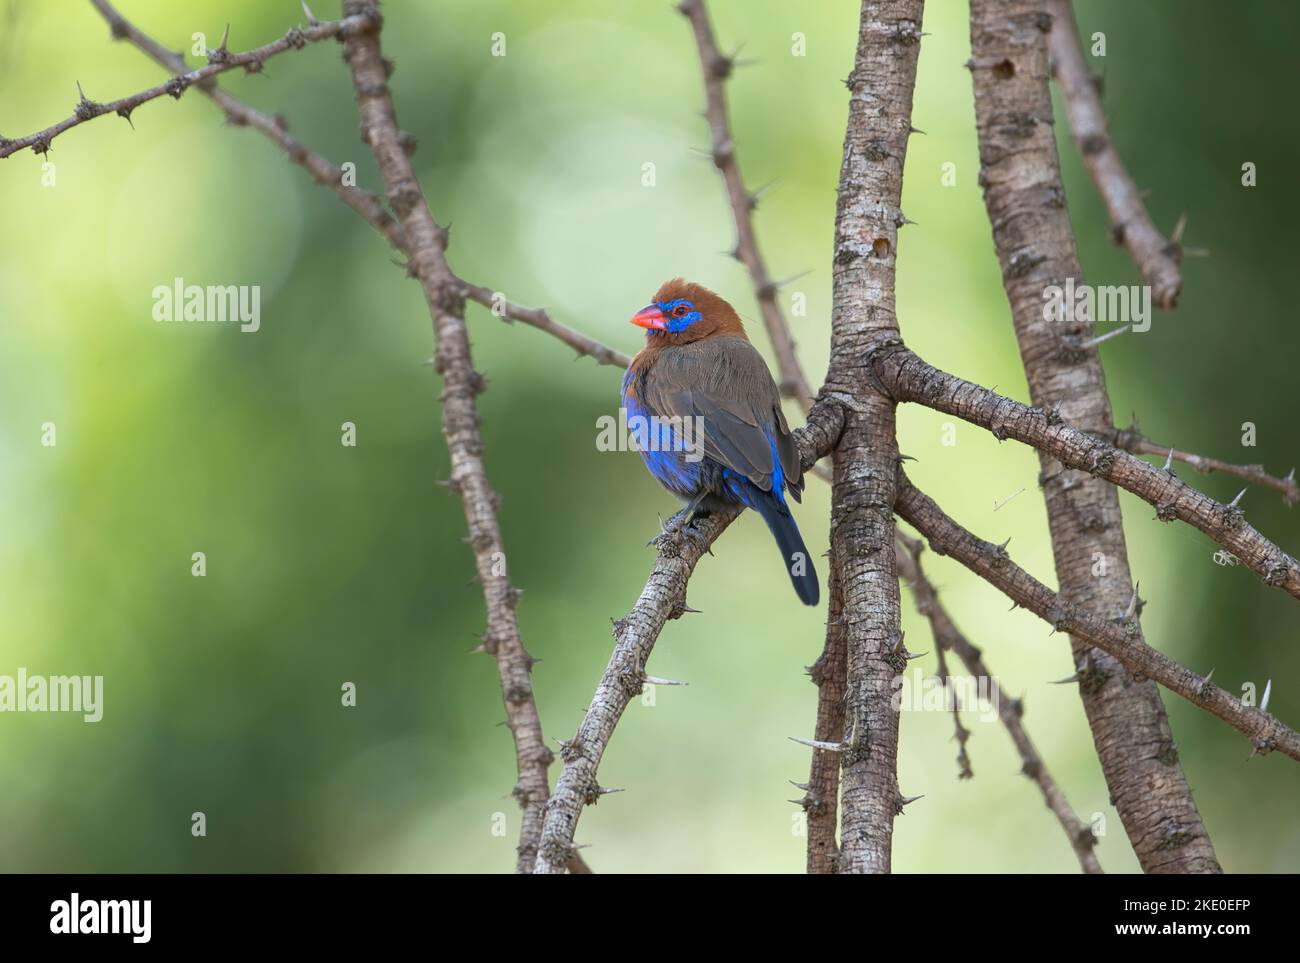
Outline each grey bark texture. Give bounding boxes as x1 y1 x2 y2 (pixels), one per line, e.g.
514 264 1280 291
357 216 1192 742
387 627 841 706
821 0 926 875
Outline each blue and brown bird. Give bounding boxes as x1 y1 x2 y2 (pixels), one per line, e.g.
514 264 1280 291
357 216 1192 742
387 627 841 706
621 279 819 605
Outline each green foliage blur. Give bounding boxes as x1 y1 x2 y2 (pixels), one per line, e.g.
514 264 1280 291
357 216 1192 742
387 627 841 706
1 0 1297 873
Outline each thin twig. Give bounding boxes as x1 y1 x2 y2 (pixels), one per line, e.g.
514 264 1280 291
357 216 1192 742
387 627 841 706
1 8 373 160
678 0 815 409
896 473 1300 761
455 281 631 369
895 533 1103 873
1108 419 1299 507
930 627 974 781
1047 0 1183 307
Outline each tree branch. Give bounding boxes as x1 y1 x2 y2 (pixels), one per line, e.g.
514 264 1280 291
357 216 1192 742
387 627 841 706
534 506 740 874
895 473 1300 762
813 0 925 875
873 343 1300 602
894 533 1103 873
801 563 847 873
1106 419 1299 507
1 7 373 160
969 0 1216 872
929 619 974 781
1046 0 1183 307
678 0 815 409
339 0 552 873
454 281 631 369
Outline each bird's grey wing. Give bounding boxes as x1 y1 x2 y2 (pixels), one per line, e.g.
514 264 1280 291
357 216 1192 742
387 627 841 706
644 338 792 493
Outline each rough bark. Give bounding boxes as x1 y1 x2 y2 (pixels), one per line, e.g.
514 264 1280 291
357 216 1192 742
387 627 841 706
803 561 847 873
968 0 1219 873
820 0 925 875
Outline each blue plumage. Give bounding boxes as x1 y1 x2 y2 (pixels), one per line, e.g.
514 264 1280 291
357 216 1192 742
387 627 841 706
622 279 819 606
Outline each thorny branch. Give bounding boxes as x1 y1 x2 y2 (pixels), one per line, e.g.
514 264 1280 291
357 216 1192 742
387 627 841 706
928 614 974 782
817 0 924 875
1106 419 1300 507
970 0 1215 872
678 0 815 409
801 564 848 873
681 0 840 872
0 7 374 160
339 0 553 874
455 281 631 369
895 533 1103 874
1047 0 1183 307
896 473 1300 761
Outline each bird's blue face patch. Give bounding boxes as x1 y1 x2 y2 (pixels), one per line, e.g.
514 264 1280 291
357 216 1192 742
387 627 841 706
657 298 703 333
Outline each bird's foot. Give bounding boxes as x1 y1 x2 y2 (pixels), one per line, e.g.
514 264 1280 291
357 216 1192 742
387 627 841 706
649 505 712 550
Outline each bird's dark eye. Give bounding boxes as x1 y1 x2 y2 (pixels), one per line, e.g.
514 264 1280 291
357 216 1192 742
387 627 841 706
672 304 689 318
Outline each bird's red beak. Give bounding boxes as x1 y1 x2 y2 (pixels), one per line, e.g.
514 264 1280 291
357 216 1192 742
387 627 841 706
630 304 667 330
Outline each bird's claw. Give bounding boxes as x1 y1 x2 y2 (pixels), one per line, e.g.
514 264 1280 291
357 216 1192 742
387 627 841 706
649 507 707 549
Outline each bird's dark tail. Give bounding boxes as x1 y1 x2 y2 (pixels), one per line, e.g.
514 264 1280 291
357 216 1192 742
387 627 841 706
751 494 820 606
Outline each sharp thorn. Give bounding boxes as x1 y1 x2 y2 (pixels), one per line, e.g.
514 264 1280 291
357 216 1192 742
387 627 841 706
789 736 842 752
1170 211 1188 244
1078 324 1132 349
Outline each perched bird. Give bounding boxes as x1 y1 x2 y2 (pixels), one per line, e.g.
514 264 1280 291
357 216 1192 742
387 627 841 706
621 279 819 605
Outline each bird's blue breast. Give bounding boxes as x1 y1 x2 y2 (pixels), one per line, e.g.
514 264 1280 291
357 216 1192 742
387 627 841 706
621 373 703 497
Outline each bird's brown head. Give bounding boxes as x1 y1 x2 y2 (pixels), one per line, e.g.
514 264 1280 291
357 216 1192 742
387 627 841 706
629 279 748 345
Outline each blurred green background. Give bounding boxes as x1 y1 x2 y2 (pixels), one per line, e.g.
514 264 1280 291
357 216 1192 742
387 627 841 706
1 0 1297 873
